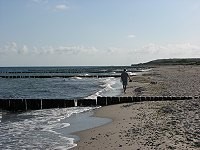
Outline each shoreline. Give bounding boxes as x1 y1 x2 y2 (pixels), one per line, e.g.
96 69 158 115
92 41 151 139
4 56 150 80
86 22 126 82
72 65 200 150
69 70 140 143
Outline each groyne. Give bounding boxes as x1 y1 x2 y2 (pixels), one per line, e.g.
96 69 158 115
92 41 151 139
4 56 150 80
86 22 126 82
0 96 198 112
0 75 121 78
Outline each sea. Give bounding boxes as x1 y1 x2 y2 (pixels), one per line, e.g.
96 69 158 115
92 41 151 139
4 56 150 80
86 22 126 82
0 66 145 150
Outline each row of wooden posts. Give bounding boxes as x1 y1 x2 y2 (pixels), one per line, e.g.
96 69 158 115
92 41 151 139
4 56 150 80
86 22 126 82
0 96 197 112
0 75 121 78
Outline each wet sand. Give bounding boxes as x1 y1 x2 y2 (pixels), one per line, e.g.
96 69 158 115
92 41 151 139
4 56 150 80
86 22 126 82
73 65 200 150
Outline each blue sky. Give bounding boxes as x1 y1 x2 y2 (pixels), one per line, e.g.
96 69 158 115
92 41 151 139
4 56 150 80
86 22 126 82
0 0 200 66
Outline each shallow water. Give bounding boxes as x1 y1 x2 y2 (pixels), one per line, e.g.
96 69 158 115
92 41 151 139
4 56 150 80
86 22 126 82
0 107 112 150
0 66 141 149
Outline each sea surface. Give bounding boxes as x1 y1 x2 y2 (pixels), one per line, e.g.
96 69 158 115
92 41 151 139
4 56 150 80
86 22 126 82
0 66 143 149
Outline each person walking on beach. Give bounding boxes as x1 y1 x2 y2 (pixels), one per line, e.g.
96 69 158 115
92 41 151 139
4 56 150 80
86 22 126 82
121 69 131 93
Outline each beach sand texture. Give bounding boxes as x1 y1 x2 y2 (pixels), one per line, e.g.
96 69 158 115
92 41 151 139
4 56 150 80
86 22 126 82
73 65 200 150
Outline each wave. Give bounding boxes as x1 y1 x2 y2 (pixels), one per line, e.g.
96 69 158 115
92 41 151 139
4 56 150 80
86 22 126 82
141 68 152 72
0 107 97 150
127 71 137 76
70 76 83 80
85 77 122 99
0 112 1 123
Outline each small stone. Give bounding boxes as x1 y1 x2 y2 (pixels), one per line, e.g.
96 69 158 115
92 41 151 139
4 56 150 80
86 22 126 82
194 141 200 147
119 144 122 147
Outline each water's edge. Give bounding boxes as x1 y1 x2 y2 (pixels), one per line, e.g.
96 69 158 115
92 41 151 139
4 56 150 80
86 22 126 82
55 108 112 149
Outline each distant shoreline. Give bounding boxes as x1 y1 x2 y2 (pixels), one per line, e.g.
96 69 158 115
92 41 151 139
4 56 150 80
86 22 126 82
132 58 200 66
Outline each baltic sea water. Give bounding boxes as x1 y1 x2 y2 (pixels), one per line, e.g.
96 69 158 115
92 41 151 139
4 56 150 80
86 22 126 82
0 66 141 149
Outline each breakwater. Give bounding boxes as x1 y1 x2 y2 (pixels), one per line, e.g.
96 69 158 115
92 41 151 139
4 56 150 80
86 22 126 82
0 96 198 112
0 74 121 78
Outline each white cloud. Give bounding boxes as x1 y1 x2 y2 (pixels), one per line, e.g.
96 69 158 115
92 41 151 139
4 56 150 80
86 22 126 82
134 43 167 54
8 42 18 52
30 0 71 12
31 0 48 4
24 45 99 55
2 42 200 65
32 0 40 2
17 45 29 55
54 4 69 11
55 46 79 54
106 47 122 54
53 46 98 55
33 46 39 54
128 34 136 38
0 46 5 56
1 42 18 55
131 43 200 58
2 42 30 55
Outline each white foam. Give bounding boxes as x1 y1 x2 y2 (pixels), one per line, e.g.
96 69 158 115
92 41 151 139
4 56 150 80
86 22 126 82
0 107 98 150
0 112 2 123
71 76 82 80
127 72 137 76
55 145 77 150
54 136 77 150
85 77 121 99
141 68 152 72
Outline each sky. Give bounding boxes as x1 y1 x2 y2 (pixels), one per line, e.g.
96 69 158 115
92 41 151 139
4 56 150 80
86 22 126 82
0 0 200 66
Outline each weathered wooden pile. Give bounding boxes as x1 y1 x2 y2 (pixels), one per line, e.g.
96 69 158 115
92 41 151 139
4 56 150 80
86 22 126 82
0 96 198 112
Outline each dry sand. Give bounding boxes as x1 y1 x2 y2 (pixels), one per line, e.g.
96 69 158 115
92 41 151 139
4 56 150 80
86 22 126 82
73 65 200 150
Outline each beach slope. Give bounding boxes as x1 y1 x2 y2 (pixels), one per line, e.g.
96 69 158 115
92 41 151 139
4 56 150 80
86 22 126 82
73 65 200 150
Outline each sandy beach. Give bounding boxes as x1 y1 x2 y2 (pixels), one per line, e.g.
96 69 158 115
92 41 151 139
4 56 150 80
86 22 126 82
73 65 200 150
